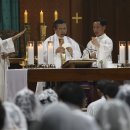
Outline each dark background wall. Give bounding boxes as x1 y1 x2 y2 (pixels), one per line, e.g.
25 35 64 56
20 0 130 62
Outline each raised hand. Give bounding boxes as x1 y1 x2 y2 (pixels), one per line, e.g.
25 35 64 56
91 37 100 48
12 28 26 41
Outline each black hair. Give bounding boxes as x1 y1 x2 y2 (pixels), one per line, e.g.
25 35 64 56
58 83 86 107
0 101 5 130
94 18 108 26
53 19 66 29
104 81 119 98
97 80 111 94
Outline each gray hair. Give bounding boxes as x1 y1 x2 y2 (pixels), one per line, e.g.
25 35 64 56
116 84 130 107
96 99 130 130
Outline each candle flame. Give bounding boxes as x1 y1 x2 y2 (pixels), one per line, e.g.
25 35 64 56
54 10 58 21
49 43 53 46
120 44 125 46
40 10 43 13
38 44 42 47
30 43 32 47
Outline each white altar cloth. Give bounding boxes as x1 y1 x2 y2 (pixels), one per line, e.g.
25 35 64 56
6 69 28 101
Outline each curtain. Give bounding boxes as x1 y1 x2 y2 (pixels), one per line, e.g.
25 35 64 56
0 0 20 56
0 0 19 30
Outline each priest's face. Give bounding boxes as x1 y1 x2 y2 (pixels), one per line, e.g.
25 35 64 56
55 23 67 38
93 22 106 37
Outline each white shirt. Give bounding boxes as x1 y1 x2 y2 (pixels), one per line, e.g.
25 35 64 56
84 33 113 62
42 33 81 68
87 96 106 117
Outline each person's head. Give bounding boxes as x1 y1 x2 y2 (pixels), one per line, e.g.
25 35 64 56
103 81 119 99
33 102 100 130
14 88 41 122
33 102 72 130
37 88 58 105
93 18 107 37
58 83 86 108
53 19 67 38
3 102 27 130
96 80 111 96
116 84 130 108
0 101 5 130
96 100 130 130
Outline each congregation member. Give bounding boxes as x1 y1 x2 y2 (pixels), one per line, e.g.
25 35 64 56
32 102 100 130
36 88 58 105
2 102 27 130
87 80 119 117
96 100 130 130
14 88 43 130
116 84 130 108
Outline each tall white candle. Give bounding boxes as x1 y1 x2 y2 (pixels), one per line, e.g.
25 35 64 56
48 41 54 64
37 42 44 65
27 42 34 65
119 42 126 64
128 41 130 63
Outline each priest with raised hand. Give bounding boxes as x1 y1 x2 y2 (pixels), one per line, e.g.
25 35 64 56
0 29 26 101
83 18 113 67
42 19 81 68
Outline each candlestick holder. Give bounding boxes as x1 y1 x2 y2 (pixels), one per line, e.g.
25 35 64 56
24 23 31 57
40 23 47 41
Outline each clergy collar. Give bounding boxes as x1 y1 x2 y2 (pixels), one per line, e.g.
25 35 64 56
97 33 106 40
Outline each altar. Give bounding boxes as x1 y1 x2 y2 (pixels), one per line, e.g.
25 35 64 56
28 67 130 82
6 67 130 101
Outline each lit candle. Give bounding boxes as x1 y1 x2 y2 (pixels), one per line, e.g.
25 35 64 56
27 41 34 65
119 41 126 64
128 41 130 63
40 10 44 23
24 10 28 23
48 41 54 64
37 41 44 65
54 10 58 21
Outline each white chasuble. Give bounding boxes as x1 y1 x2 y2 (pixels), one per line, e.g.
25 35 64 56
0 38 15 101
42 33 81 68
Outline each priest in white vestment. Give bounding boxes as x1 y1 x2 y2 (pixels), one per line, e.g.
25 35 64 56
36 19 81 93
0 29 26 101
42 19 81 68
83 18 113 67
